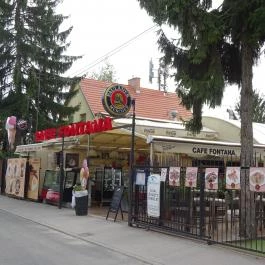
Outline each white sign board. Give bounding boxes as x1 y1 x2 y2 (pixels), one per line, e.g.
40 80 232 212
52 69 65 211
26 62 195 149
147 174 161 217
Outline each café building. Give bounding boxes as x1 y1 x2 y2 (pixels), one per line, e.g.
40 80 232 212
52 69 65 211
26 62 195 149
15 78 265 206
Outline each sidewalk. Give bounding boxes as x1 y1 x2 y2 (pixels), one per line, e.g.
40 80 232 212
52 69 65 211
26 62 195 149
0 195 264 265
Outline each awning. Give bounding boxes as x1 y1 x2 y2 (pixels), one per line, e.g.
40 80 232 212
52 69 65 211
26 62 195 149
89 127 148 151
147 135 265 157
114 117 218 140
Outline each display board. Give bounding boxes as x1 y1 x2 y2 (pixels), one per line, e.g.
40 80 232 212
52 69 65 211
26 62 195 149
5 158 27 198
106 185 124 222
27 158 41 200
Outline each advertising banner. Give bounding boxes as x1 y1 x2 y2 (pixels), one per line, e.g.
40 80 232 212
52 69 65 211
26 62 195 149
185 167 198 188
226 167 240 190
27 158 41 200
249 167 265 192
168 167 181 187
147 174 161 217
5 158 27 198
205 168 219 190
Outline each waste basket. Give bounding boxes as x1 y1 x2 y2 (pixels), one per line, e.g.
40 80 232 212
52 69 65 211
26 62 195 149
74 190 88 216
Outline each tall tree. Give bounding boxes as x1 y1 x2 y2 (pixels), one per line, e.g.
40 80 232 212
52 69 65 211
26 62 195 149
88 60 117 82
235 90 265 123
0 0 81 144
138 0 265 237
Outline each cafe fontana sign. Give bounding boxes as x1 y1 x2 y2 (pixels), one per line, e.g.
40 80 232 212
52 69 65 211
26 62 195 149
35 117 112 142
152 141 261 158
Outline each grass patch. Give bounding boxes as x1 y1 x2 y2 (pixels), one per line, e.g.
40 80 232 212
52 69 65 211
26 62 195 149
231 239 265 254
244 239 265 252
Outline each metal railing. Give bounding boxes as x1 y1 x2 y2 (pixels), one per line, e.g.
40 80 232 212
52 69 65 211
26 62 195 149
130 160 265 254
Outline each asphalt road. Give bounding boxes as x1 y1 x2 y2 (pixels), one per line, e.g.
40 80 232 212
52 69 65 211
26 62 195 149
0 210 147 265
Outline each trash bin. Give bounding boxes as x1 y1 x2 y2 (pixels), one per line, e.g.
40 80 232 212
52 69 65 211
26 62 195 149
74 190 88 216
75 195 88 215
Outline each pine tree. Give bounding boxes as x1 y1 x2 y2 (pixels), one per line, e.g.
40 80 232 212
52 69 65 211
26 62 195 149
0 0 81 141
138 0 265 238
235 90 265 123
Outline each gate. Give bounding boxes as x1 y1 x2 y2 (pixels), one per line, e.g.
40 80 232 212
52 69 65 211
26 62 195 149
130 161 265 254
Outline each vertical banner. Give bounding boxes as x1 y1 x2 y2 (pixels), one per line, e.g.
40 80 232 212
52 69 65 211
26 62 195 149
160 168 167 182
5 158 27 198
168 167 181 187
205 168 219 190
226 167 240 190
249 167 265 192
135 170 146 186
147 174 161 217
185 167 198 188
27 158 41 200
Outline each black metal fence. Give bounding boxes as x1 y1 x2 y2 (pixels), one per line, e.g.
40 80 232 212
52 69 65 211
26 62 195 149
130 159 265 254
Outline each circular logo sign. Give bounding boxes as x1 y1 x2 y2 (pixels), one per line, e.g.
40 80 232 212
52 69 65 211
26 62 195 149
102 84 132 117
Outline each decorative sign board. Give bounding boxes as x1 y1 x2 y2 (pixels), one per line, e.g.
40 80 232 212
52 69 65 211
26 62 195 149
106 186 124 222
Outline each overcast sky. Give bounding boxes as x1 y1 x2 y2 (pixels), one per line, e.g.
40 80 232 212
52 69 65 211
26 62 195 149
58 0 265 114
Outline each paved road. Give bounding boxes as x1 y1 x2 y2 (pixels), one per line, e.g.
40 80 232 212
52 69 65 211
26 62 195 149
0 210 147 265
0 195 264 265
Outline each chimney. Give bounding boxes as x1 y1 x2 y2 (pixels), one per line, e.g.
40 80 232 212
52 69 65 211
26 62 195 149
128 77 140 93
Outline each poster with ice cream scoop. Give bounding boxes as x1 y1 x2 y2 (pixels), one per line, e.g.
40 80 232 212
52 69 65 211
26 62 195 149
185 167 198 188
226 167 240 190
168 167 181 186
5 158 26 198
205 168 219 190
27 158 41 200
249 167 265 192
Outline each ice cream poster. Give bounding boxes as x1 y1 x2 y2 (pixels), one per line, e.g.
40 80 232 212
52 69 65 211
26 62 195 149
185 167 198 188
249 167 265 192
147 174 160 217
226 167 240 190
168 167 181 186
27 158 41 200
205 168 219 190
5 158 27 198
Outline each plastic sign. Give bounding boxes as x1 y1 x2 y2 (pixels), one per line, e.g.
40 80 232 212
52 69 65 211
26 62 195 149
35 117 112 142
102 84 132 117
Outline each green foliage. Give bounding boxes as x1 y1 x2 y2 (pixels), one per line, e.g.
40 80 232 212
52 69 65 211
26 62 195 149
0 0 82 139
139 0 265 237
88 60 117 82
138 0 265 133
235 90 265 123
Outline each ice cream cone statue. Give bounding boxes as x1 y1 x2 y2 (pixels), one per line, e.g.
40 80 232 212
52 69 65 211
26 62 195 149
5 116 17 150
80 159 89 189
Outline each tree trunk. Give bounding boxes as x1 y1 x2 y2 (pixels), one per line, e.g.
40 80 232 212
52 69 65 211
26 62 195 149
240 42 255 238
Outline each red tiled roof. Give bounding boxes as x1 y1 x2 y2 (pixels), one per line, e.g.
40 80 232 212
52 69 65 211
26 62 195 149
79 78 192 121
